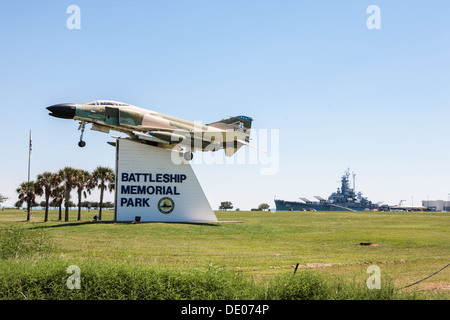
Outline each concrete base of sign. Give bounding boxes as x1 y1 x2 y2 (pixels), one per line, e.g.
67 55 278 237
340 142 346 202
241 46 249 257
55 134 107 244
114 138 218 223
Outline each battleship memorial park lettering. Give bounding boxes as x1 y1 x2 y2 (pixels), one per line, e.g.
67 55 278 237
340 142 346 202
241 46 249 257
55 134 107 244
114 139 217 222
120 173 186 207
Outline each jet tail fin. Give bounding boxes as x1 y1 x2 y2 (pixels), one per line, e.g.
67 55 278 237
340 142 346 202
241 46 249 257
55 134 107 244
207 115 253 135
207 115 254 157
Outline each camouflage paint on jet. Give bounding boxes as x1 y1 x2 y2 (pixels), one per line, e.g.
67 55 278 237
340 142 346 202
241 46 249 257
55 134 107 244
47 100 254 159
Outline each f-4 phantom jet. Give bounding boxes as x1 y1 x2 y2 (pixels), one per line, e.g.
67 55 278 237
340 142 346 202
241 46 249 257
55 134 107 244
47 100 253 160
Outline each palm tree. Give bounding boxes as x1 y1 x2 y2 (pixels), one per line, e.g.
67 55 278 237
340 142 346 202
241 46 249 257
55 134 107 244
0 194 8 204
92 166 115 221
16 181 36 221
74 169 94 221
35 171 62 222
58 166 78 222
52 186 65 220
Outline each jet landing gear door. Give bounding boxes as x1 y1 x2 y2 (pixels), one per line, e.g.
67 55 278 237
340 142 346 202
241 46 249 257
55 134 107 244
105 107 120 126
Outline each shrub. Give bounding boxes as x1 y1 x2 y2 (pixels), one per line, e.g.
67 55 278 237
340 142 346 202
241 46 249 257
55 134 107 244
265 269 396 300
0 259 411 300
0 260 261 300
0 224 53 260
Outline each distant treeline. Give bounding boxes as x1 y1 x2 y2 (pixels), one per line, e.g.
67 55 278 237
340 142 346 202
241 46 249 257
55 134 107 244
16 200 114 210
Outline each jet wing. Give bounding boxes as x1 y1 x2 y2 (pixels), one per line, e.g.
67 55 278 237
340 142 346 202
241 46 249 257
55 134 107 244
223 139 261 157
132 129 261 157
235 139 259 150
132 131 172 144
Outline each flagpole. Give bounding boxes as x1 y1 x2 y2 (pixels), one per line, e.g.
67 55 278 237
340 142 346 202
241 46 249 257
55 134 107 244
27 130 32 219
28 130 31 183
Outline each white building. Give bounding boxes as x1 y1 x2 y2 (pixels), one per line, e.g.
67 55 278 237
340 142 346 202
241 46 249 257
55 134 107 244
422 200 450 212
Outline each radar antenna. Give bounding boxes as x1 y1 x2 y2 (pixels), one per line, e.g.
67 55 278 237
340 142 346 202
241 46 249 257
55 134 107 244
352 171 356 192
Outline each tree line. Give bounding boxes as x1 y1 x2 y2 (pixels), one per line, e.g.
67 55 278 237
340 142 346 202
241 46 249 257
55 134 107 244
219 201 270 211
16 166 114 222
28 200 114 210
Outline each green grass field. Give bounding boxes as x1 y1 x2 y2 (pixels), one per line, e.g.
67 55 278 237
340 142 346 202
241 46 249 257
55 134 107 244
0 208 449 299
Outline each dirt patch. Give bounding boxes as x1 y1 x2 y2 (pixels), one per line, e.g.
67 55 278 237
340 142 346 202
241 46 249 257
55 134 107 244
419 282 450 292
358 242 382 247
271 253 282 257
269 260 407 270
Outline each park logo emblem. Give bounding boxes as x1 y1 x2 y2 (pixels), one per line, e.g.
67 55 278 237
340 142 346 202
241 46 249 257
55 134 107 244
158 197 175 214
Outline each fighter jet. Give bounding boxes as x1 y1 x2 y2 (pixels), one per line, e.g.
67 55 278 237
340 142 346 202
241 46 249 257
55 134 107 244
47 100 254 160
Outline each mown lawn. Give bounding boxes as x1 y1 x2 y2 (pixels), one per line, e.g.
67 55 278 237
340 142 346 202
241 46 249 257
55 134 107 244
0 209 449 298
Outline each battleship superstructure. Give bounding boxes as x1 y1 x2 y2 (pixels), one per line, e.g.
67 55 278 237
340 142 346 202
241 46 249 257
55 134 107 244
275 169 379 211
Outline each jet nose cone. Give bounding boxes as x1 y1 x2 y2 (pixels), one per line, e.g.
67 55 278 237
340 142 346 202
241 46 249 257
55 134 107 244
47 103 76 119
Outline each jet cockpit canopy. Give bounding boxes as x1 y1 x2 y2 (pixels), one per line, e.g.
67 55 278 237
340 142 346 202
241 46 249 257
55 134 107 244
84 100 129 106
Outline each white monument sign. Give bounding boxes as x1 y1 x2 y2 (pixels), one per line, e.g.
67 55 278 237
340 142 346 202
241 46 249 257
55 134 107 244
114 138 217 222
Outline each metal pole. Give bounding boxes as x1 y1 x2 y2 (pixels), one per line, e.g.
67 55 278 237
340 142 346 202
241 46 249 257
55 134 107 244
27 130 32 219
28 130 31 183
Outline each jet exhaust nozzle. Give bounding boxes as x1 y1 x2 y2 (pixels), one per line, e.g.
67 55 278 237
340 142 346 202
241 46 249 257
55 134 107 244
47 103 76 119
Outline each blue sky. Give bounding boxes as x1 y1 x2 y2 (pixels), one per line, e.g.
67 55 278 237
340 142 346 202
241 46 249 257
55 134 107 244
1 1 450 210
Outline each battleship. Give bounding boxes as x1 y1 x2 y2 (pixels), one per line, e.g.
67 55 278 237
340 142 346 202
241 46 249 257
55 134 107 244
275 169 380 211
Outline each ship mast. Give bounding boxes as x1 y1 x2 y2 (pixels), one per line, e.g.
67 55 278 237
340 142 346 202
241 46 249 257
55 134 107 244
352 171 356 193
